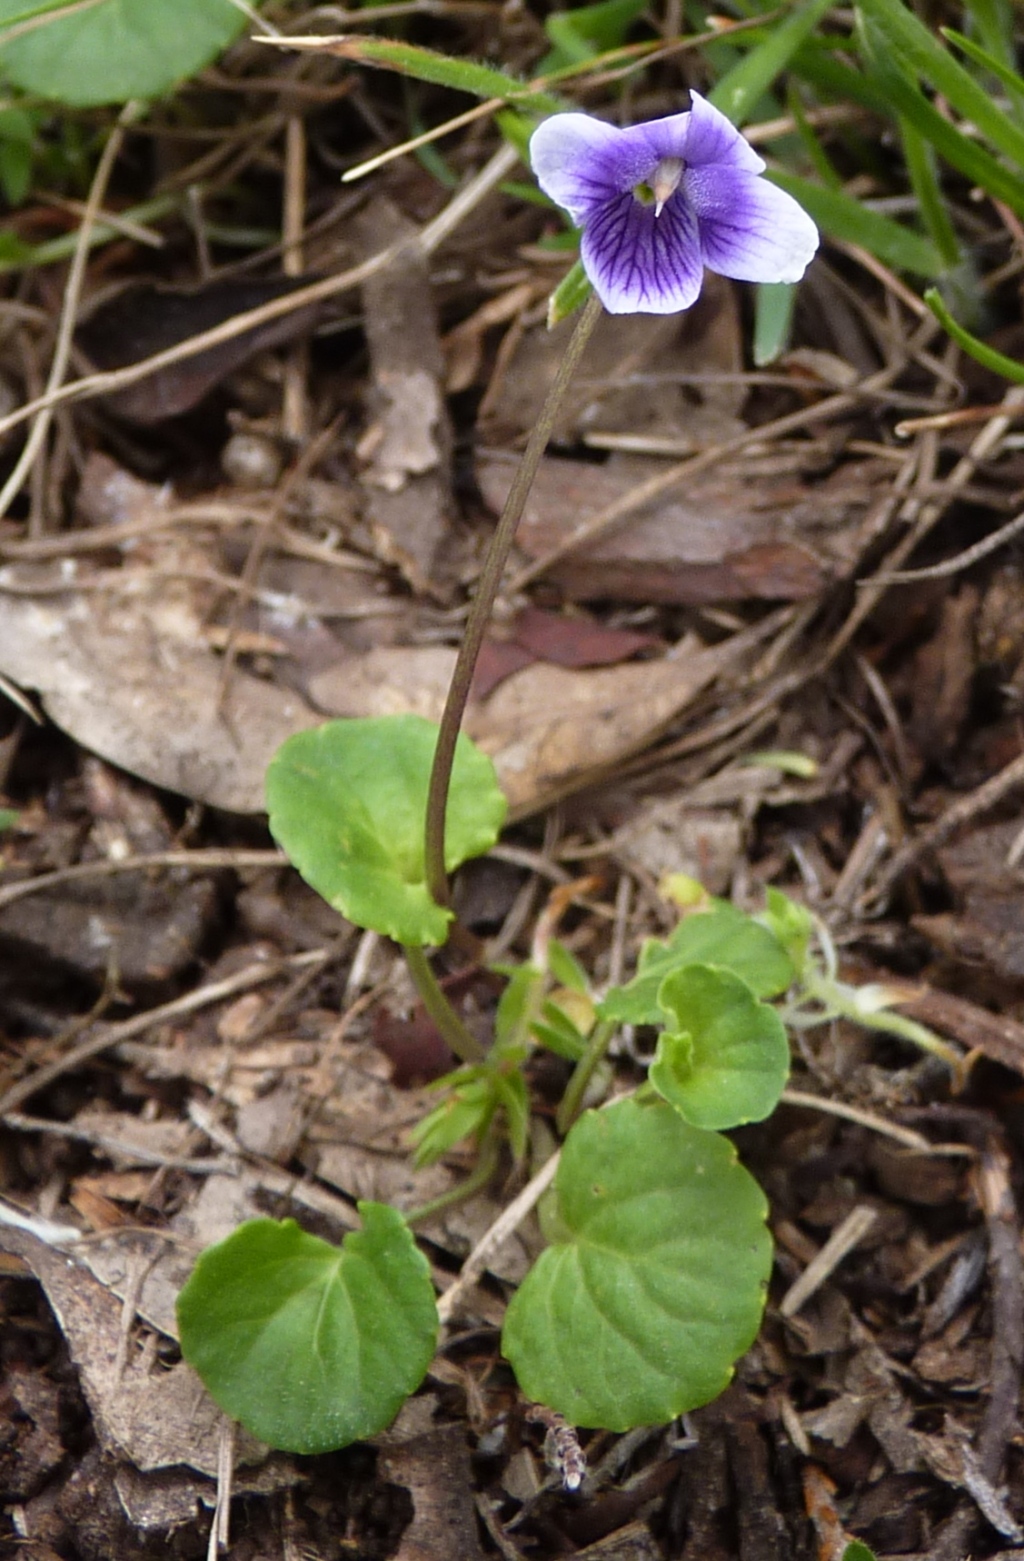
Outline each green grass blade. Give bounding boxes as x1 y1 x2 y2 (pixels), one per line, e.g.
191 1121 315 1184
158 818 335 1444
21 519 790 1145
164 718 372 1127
858 18 1024 217
708 0 835 126
942 28 1024 107
855 0 1024 171
781 82 842 189
544 0 647 67
900 118 960 267
767 169 945 276
924 288 1024 385
789 38 892 116
950 0 1015 69
310 35 562 112
753 281 798 365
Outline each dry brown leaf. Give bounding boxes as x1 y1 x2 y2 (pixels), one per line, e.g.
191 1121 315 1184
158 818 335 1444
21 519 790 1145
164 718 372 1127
482 273 745 447
356 197 453 593
614 801 743 896
0 1223 266 1475
313 630 754 817
479 450 874 604
376 1424 488 1561
0 580 315 813
76 277 322 425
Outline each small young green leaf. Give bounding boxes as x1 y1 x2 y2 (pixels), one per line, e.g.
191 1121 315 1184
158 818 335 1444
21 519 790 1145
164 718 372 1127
266 715 507 947
842 1544 878 1561
410 1070 496 1164
759 888 815 973
494 963 543 1050
0 806 19 831
531 998 589 1061
0 0 249 106
599 901 794 1026
410 1055 530 1164
650 964 789 1129
548 259 591 327
176 1210 437 1454
547 939 590 994
502 1098 771 1429
494 1068 531 1162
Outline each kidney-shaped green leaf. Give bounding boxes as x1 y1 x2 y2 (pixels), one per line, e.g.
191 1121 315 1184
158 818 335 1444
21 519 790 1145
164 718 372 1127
266 715 507 946
502 1098 771 1430
176 1208 438 1455
650 964 789 1130
599 900 794 1026
0 0 249 106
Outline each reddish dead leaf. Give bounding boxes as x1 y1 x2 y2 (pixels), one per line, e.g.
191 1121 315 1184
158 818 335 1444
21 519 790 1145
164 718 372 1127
373 1004 454 1087
472 638 535 701
473 606 660 698
508 605 659 667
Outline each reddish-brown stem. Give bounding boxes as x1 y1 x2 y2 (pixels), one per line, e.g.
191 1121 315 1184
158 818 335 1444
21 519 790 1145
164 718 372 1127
423 290 603 911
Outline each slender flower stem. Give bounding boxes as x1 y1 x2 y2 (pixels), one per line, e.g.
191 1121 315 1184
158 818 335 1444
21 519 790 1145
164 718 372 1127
556 1018 616 1136
404 943 485 1064
405 1134 500 1226
423 291 604 910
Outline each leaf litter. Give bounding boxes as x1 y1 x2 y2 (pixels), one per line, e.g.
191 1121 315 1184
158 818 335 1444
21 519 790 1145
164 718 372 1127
2 8 1024 1561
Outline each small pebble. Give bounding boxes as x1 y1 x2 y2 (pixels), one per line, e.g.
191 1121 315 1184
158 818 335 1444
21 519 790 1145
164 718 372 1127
221 431 282 489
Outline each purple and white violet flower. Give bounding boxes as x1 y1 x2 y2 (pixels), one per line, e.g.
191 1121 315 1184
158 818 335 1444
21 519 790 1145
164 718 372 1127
530 92 819 315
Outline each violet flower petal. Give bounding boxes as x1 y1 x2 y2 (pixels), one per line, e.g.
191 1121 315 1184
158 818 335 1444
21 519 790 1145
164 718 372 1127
686 164 820 283
529 94 819 316
529 112 629 224
684 91 766 176
530 111 691 225
581 190 703 314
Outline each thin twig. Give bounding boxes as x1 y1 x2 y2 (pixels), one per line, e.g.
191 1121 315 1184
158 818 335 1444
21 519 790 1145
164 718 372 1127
0 100 144 525
779 1087 944 1151
0 848 285 912
437 1151 560 1323
0 143 518 445
3 1112 229 1173
871 506 1024 584
0 951 326 1117
186 1099 360 1232
864 747 1024 911
779 1205 879 1317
